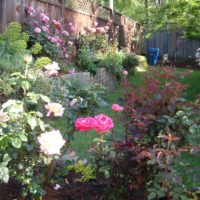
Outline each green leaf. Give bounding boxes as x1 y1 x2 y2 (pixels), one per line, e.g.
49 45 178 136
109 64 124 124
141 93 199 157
18 132 27 142
0 165 9 183
3 154 11 166
40 95 50 103
27 116 37 130
148 192 156 200
22 80 30 92
11 137 21 148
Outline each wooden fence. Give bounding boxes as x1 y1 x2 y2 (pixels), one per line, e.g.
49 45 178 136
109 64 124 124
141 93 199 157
0 0 142 52
143 30 200 60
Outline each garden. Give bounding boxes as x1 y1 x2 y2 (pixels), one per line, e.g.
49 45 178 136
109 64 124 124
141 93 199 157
0 1 200 200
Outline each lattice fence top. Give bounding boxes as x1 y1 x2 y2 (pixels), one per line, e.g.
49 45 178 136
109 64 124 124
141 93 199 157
43 0 62 5
64 0 92 15
97 6 111 21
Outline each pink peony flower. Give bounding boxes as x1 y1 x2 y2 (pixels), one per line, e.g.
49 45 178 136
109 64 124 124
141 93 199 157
45 102 65 117
62 30 69 36
69 24 77 32
34 27 41 34
104 26 110 31
49 36 58 43
123 70 128 76
52 19 62 29
37 130 65 155
40 12 49 24
70 98 78 107
94 114 114 133
68 41 73 46
33 20 39 26
26 6 35 16
75 117 96 132
42 26 49 32
112 104 124 112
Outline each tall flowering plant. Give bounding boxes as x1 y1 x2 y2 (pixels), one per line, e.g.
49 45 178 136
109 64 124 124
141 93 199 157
25 6 76 60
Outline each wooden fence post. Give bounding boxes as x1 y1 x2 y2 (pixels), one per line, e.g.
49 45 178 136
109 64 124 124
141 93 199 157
2 0 7 32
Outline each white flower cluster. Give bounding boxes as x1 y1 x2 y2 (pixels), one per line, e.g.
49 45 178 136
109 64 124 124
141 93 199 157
195 48 200 66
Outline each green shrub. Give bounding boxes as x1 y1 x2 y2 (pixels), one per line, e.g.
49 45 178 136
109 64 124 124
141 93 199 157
1 22 29 55
77 47 97 74
35 57 52 69
8 40 27 54
98 50 126 81
122 54 139 71
30 42 42 55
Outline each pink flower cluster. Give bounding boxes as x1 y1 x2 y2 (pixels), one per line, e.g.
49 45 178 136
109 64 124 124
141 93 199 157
75 114 114 133
25 6 75 60
111 104 124 112
26 6 35 16
83 24 110 35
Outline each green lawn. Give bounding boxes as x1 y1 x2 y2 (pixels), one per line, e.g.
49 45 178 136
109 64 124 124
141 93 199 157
69 66 200 157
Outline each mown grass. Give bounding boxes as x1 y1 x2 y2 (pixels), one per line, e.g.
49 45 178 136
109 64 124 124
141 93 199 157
69 66 200 157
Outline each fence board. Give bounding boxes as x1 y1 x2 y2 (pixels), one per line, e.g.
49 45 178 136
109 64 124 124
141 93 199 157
144 30 200 60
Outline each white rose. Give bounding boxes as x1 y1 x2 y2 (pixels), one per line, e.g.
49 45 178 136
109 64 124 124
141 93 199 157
38 130 65 155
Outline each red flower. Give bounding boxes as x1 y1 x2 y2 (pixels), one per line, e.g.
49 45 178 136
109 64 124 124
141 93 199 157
94 114 114 133
75 117 96 132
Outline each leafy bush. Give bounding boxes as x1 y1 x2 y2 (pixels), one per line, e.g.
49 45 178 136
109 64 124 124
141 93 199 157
49 78 107 125
98 50 126 81
25 6 75 61
0 22 29 54
0 22 30 73
77 46 97 74
30 42 42 55
35 57 52 69
122 54 139 71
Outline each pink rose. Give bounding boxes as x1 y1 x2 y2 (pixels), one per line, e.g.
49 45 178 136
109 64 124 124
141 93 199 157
34 27 41 34
94 114 114 133
75 117 96 132
112 104 124 112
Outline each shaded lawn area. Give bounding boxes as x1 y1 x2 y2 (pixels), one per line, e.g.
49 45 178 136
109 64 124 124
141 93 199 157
69 67 200 156
176 68 200 101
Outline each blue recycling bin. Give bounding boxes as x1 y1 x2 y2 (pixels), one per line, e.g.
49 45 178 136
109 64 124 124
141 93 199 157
147 48 159 65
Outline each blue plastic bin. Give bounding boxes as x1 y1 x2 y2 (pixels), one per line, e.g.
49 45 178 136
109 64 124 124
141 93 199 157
147 48 159 65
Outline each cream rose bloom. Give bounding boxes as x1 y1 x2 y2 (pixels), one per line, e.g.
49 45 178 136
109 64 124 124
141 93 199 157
44 62 60 77
45 102 65 117
37 130 65 155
